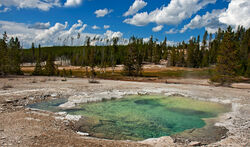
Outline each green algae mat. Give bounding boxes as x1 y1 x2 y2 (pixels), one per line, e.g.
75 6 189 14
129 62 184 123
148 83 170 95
29 95 230 141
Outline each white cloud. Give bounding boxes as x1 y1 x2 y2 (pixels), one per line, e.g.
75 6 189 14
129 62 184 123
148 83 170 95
0 7 10 13
104 30 123 39
124 0 216 26
92 25 100 30
165 28 178 34
64 0 82 7
143 37 149 43
94 8 113 17
79 24 87 32
152 25 163 32
123 0 147 17
35 22 68 42
104 25 110 29
0 0 61 11
180 9 227 33
219 0 250 29
180 0 250 34
0 20 91 47
28 22 51 29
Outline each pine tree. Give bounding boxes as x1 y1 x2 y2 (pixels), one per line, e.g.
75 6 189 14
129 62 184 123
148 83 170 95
123 38 137 76
89 46 97 80
84 37 91 77
148 36 154 62
245 56 250 77
0 33 8 75
44 54 57 76
111 37 119 74
33 43 43 75
162 37 168 60
7 37 22 75
187 38 195 67
33 58 43 75
170 48 177 66
211 26 239 85
123 37 143 76
32 42 35 61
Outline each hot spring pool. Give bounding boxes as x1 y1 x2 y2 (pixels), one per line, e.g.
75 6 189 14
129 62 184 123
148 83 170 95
29 95 230 141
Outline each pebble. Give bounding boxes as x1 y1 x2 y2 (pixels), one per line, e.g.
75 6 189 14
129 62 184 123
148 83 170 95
77 131 89 136
29 97 35 100
51 93 57 97
188 141 201 146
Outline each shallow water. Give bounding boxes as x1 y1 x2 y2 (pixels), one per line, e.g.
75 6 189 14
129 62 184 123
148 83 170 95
29 95 230 141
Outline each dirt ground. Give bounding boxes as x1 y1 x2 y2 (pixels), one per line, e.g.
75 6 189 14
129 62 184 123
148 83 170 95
0 76 249 147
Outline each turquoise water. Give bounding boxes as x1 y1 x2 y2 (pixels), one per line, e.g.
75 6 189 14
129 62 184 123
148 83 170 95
29 95 230 141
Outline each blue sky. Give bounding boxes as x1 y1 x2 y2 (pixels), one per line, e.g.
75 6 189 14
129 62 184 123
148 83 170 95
0 0 249 48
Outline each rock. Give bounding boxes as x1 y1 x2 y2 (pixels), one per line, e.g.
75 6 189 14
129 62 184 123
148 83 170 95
188 141 201 146
55 112 67 116
51 93 57 97
5 99 17 103
65 114 81 121
29 97 35 100
77 131 89 136
140 136 175 147
16 106 23 109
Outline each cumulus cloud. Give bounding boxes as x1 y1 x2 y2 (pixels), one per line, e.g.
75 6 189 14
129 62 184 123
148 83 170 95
0 20 89 47
79 24 87 32
124 0 216 26
104 25 110 29
123 0 147 17
94 8 113 17
104 30 123 39
64 0 82 7
28 22 51 29
35 22 68 42
0 0 61 11
219 0 250 29
92 25 100 30
180 9 227 33
165 28 178 34
0 20 127 47
180 0 250 34
152 25 163 32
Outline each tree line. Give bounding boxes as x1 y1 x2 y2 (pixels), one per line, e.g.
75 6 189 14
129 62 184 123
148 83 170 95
0 32 22 75
1 26 250 84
